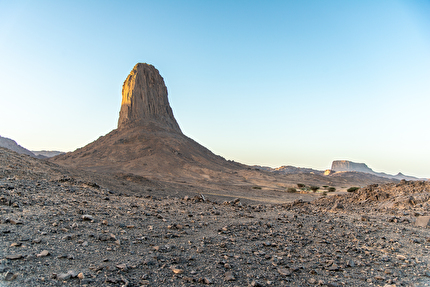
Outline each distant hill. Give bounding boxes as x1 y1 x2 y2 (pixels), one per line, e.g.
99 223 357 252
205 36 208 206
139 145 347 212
331 160 423 181
254 159 425 183
254 165 324 175
32 150 65 158
0 136 36 157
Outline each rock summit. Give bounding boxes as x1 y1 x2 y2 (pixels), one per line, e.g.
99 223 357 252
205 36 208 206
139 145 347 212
117 63 181 133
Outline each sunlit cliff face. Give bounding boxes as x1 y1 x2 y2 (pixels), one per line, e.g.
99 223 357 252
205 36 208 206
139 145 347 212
118 63 181 133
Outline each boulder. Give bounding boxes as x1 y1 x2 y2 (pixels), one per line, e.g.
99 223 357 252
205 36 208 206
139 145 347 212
415 216 430 228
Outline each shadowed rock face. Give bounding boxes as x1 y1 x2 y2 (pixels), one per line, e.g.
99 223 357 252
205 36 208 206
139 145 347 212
118 63 181 133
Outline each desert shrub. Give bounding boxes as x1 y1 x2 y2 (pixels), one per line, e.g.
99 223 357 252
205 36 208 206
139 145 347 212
287 187 297 193
328 187 336 192
297 183 305 188
322 185 329 188
310 186 319 192
322 191 328 196
252 186 262 190
347 187 360 192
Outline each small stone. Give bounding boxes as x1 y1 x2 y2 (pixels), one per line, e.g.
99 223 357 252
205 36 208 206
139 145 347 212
67 270 78 277
224 271 235 281
396 254 407 261
346 260 355 267
328 263 340 271
10 242 22 247
4 271 18 281
116 263 128 271
82 241 88 247
277 267 291 276
415 216 430 227
384 269 392 274
57 270 78 280
172 268 184 274
251 280 264 287
77 272 84 280
5 254 23 260
331 202 343 210
62 235 73 240
82 214 94 221
308 278 317 284
37 250 50 257
99 233 116 241
57 273 71 280
5 218 22 225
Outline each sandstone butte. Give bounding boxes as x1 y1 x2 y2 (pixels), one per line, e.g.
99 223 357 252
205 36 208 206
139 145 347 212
51 63 244 185
118 63 181 133
51 63 397 191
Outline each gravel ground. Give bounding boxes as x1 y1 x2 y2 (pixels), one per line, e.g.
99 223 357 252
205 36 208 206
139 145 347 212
1 175 430 287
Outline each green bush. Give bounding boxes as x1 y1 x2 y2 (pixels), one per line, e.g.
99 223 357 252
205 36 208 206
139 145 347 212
328 187 336 192
252 186 262 190
310 186 319 192
297 183 305 188
322 185 329 188
287 187 297 193
347 187 360 192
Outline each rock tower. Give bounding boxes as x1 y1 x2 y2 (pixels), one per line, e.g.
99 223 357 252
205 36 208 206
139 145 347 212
117 63 182 133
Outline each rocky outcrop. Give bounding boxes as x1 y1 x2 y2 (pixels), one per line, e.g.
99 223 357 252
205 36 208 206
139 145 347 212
0 136 36 157
117 63 181 133
331 160 373 173
52 63 244 183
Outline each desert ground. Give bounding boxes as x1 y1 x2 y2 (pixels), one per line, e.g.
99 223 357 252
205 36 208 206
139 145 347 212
1 147 430 287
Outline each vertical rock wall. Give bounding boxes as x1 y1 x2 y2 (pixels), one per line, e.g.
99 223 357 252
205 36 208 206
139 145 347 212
117 63 182 133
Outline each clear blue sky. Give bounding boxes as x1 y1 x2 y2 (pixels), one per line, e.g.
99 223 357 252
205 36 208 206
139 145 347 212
1 1 429 178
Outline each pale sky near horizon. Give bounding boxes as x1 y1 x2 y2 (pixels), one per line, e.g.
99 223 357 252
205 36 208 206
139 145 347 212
1 1 429 178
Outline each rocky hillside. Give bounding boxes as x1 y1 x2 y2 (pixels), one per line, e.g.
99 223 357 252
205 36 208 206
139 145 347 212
0 136 35 158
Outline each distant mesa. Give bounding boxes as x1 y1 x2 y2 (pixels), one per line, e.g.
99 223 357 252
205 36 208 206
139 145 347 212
330 160 421 181
331 160 373 173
